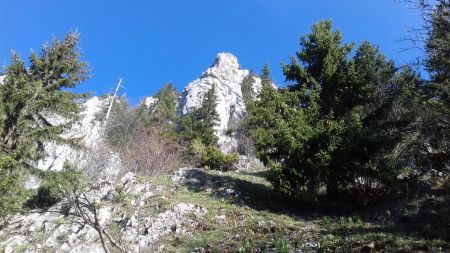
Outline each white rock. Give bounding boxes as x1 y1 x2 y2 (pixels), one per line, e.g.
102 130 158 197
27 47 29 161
37 96 121 180
138 203 207 249
143 96 159 112
180 53 262 153
24 174 41 190
4 235 27 253
171 167 204 185
68 244 105 253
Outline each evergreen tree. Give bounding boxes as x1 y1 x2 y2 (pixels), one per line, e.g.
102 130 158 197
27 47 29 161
0 33 89 168
181 83 239 169
262 64 271 82
283 20 354 115
241 73 256 110
249 21 419 202
181 83 219 146
0 156 23 222
154 82 178 122
425 0 450 87
422 0 450 169
0 32 89 220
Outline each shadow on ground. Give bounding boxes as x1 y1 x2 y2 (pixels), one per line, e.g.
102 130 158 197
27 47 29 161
178 168 291 213
178 168 450 246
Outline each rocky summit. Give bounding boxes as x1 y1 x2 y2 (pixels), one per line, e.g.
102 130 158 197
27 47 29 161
180 52 261 153
30 52 259 175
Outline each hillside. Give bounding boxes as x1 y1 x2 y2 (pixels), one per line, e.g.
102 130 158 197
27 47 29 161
1 5 449 252
2 165 449 252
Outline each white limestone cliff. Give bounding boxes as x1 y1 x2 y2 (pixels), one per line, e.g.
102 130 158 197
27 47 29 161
179 52 261 153
37 96 120 180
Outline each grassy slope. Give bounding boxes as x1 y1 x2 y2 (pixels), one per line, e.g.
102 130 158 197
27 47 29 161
146 169 449 253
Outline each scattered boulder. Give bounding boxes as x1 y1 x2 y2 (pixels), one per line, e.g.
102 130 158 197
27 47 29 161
0 172 207 253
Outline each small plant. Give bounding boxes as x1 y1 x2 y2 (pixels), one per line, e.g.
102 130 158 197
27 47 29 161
275 237 291 253
26 166 84 209
54 217 67 226
225 128 236 136
239 240 255 253
188 139 239 170
113 183 126 203
143 197 173 216
56 233 69 243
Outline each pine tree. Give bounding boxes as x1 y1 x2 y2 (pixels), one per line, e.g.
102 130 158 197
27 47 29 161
0 32 89 221
249 21 419 202
425 0 450 87
261 64 271 83
181 83 239 169
181 83 219 146
0 155 23 222
422 0 450 169
283 20 353 115
154 83 178 121
0 33 89 168
241 73 256 110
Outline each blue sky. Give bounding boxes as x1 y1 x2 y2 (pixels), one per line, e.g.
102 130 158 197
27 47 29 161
0 0 423 103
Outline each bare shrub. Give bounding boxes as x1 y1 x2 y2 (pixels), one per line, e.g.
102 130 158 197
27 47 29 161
233 119 258 159
62 185 126 253
82 140 121 181
103 105 184 177
121 122 184 177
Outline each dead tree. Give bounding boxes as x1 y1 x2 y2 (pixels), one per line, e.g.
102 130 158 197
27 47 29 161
62 187 127 253
105 78 123 122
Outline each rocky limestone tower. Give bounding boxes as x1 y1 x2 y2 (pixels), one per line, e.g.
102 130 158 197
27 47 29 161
180 52 261 153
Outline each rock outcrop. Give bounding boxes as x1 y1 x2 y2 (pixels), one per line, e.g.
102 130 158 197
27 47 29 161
0 53 264 252
36 96 120 180
0 172 207 253
180 53 261 153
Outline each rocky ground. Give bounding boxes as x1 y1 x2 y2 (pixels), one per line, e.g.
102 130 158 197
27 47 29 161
0 170 208 253
2 164 448 253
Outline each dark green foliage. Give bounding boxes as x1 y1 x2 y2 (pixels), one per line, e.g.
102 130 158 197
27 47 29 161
248 20 420 202
421 0 450 170
283 20 354 115
140 83 180 141
241 73 257 110
181 83 220 147
238 64 276 157
0 155 25 221
261 64 271 81
188 138 239 170
153 83 179 123
0 32 89 167
180 84 239 170
0 33 89 220
425 0 450 86
26 167 84 209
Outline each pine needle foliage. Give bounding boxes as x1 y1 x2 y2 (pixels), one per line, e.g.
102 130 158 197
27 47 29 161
0 32 90 168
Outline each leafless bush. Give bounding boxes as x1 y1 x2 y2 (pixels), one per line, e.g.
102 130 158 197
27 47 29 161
81 140 121 181
103 105 184 177
237 131 256 158
121 122 184 177
62 186 127 253
231 119 256 158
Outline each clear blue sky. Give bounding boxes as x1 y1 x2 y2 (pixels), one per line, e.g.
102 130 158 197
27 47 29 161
0 0 423 103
